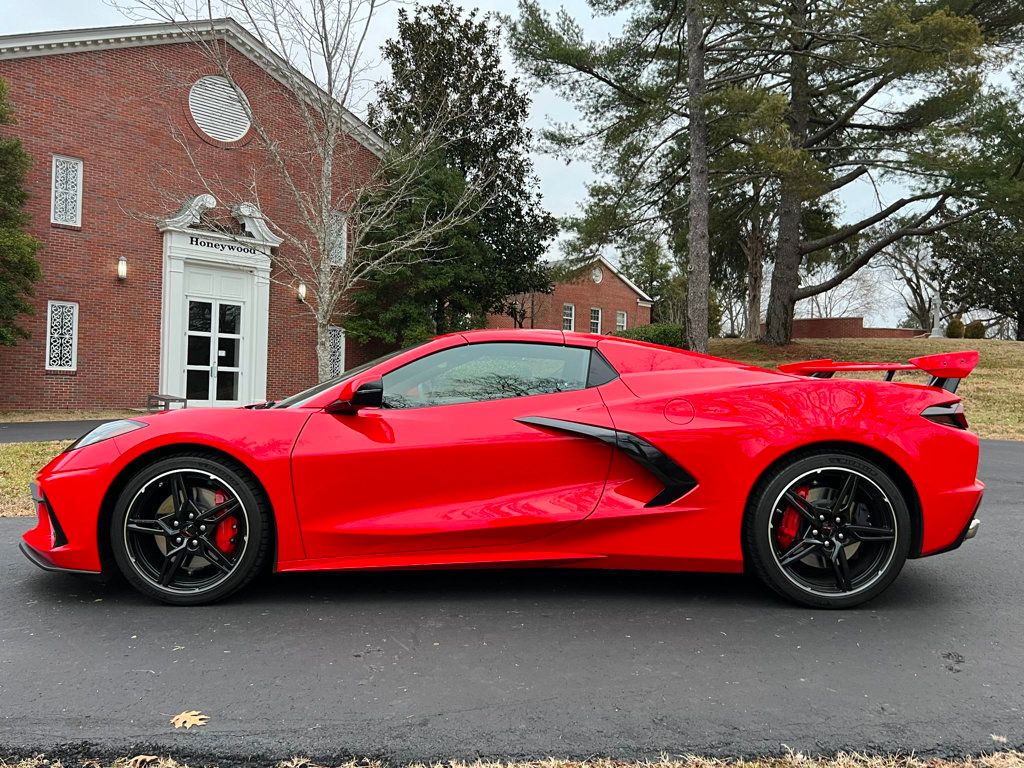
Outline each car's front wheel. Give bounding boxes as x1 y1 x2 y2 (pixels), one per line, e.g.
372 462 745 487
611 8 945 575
110 453 271 605
745 451 911 609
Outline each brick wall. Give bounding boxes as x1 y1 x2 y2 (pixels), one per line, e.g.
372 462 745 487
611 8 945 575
0 41 379 408
487 263 652 333
767 317 927 339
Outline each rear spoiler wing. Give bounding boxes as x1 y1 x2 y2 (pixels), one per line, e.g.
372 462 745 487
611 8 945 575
777 350 979 393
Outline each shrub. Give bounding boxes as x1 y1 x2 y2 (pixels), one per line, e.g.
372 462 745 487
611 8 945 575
945 318 965 338
964 320 986 339
612 323 686 348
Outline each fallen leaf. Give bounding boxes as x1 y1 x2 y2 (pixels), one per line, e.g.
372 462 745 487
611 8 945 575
127 756 158 768
170 710 209 730
992 734 1008 743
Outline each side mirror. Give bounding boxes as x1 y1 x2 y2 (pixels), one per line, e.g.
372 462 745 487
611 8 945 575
325 379 384 414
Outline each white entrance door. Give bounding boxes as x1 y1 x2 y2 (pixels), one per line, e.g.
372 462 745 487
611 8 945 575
184 298 244 407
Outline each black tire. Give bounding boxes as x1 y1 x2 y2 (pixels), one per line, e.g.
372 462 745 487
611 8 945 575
744 451 911 609
109 452 271 605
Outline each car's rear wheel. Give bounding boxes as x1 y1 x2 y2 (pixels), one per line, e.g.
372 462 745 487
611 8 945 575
745 451 911 609
110 453 271 605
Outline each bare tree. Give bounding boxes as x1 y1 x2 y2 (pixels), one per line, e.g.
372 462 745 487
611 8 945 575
878 237 937 331
117 0 489 381
795 262 885 321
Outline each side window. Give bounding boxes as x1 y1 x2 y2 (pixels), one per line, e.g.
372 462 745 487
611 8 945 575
562 303 575 331
382 343 591 409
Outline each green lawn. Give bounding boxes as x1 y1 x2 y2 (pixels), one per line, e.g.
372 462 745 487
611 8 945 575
0 440 67 517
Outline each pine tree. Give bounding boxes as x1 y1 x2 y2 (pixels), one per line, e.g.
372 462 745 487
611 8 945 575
0 77 41 346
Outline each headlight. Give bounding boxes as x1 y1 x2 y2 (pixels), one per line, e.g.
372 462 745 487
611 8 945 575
67 419 148 451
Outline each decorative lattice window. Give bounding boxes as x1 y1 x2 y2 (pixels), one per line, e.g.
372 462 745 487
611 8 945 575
616 310 627 331
45 301 78 371
328 325 346 378
328 212 348 266
590 307 602 334
188 76 252 143
51 156 83 226
562 304 575 332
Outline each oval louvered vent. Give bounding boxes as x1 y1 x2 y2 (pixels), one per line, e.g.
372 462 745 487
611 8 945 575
188 76 252 143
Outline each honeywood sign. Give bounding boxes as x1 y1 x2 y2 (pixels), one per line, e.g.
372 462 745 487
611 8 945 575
188 235 260 255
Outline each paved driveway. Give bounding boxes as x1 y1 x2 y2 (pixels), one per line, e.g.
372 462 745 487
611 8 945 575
0 420 111 444
0 441 1021 762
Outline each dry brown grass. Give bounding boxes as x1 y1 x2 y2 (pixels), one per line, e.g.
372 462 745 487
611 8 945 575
3 753 1023 768
710 338 1024 441
0 441 67 516
0 409 138 423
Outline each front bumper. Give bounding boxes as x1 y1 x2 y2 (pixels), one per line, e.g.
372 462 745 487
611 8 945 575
20 480 102 574
19 539 97 575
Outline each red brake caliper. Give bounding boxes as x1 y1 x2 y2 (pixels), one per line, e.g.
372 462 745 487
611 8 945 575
777 485 809 550
212 490 238 555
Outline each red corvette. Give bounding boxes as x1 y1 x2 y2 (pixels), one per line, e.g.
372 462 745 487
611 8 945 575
21 330 983 607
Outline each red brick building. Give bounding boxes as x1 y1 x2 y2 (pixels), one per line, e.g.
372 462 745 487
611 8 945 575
487 256 654 334
0 20 381 409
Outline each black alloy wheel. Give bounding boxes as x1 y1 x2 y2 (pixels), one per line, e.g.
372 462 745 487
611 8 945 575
110 453 271 605
745 452 911 609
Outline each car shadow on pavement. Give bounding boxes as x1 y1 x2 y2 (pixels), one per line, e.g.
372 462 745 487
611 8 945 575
16 559 961 614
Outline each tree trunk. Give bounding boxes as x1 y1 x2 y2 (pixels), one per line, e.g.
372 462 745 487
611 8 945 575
684 0 711 354
434 299 447 335
743 226 764 339
316 317 333 383
763 0 809 346
1016 309 1024 341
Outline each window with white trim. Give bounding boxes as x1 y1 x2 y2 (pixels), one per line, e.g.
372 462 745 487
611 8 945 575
562 303 575 331
45 300 78 371
51 155 83 226
328 325 346 377
590 307 602 334
328 211 348 266
616 310 627 331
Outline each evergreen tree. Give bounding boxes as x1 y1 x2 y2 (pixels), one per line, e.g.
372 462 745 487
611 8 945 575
349 2 555 345
932 210 1024 341
0 78 41 346
508 0 1024 345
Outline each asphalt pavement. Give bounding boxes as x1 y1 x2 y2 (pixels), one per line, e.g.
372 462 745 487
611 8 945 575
0 440 1021 763
0 420 112 444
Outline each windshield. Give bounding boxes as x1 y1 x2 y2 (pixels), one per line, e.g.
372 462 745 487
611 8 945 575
273 342 425 409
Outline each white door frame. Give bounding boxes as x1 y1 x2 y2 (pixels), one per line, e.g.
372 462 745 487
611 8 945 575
158 196 277 406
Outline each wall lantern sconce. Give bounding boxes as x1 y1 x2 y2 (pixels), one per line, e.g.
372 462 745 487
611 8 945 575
297 281 307 302
117 255 128 281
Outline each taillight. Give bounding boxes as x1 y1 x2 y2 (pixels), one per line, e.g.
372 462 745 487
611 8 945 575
922 402 968 430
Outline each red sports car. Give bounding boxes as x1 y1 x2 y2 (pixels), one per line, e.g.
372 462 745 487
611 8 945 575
20 330 983 607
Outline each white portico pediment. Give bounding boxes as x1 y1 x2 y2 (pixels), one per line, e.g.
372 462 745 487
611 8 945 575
157 195 276 407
